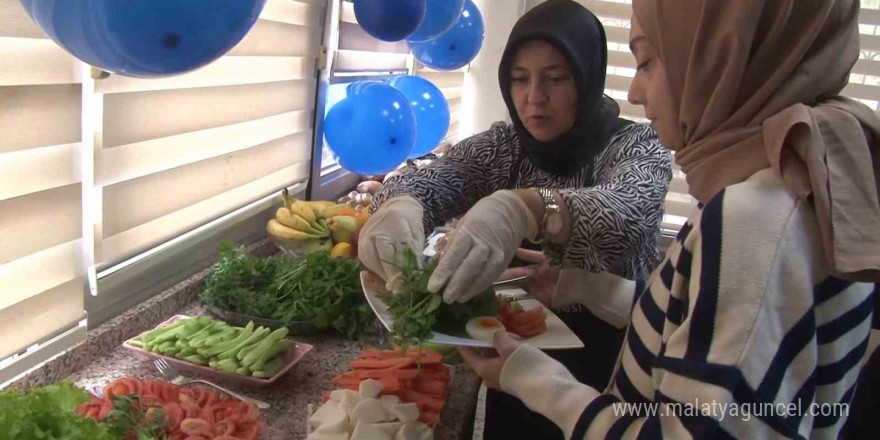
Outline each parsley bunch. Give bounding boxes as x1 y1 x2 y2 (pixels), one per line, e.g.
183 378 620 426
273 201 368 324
200 241 374 339
104 395 168 440
379 247 498 351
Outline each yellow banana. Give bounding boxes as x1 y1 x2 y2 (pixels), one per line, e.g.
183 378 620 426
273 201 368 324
314 218 330 234
281 187 294 209
321 203 358 219
289 201 317 225
302 201 335 218
267 219 323 242
275 208 328 237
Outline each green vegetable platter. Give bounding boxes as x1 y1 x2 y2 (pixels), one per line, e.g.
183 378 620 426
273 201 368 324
199 241 375 339
124 315 313 387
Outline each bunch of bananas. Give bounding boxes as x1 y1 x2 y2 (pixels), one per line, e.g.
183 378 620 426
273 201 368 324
267 188 369 259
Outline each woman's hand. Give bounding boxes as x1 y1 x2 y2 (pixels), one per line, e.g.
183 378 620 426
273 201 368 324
458 331 523 390
498 249 561 308
428 191 537 303
357 196 425 292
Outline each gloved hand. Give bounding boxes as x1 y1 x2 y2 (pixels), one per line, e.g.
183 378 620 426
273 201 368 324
358 196 426 292
428 190 537 303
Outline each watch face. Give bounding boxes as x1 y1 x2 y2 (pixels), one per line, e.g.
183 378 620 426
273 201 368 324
546 213 564 236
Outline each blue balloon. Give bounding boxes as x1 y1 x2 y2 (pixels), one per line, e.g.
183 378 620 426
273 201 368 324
409 0 484 71
325 82 417 176
18 0 266 78
386 76 450 158
407 0 465 43
354 0 426 42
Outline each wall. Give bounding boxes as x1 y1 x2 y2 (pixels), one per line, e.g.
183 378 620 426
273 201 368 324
459 0 527 137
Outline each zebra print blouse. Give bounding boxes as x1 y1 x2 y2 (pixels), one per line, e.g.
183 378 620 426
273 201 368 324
371 121 672 281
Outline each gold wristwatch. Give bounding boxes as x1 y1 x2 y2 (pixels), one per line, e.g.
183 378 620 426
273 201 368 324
532 188 563 244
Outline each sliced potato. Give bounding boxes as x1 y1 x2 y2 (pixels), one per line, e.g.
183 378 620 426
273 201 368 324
359 379 384 399
395 422 433 440
351 421 392 440
350 398 386 425
340 389 361 414
378 394 402 415
373 422 402 436
309 401 343 430
389 403 420 423
329 389 349 402
306 431 350 440
314 406 349 435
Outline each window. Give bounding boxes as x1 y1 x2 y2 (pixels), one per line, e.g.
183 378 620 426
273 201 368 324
309 0 464 200
0 0 326 386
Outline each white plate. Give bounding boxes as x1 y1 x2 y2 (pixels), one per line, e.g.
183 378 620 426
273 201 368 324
360 271 584 350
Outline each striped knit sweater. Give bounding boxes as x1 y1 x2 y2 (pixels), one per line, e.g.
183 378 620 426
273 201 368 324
371 122 671 282
500 168 876 440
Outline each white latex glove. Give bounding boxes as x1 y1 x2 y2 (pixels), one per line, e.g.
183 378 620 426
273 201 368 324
358 196 425 292
428 190 537 303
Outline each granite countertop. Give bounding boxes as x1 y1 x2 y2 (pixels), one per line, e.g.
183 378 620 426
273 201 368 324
67 302 482 440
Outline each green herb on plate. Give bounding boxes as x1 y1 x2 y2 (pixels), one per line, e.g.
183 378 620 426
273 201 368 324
379 247 498 351
104 394 168 440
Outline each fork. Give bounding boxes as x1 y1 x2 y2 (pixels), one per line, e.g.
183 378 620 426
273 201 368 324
153 358 271 409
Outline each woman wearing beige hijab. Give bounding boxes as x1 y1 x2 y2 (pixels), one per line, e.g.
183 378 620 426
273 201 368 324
460 0 880 438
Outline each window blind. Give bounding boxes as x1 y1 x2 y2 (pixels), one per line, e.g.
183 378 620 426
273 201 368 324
0 0 326 385
0 0 88 368
96 0 325 269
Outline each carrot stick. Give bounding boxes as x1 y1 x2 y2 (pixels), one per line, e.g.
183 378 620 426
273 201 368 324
419 411 441 425
377 377 402 393
352 358 414 369
354 368 419 380
413 379 447 397
400 389 445 412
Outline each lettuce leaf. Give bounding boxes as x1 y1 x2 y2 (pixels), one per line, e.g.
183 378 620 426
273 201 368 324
0 382 114 440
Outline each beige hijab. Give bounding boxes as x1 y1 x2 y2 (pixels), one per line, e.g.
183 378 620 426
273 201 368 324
633 0 880 282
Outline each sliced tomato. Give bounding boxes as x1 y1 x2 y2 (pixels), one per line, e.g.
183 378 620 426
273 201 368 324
143 381 165 402
127 377 145 396
192 386 216 407
180 402 201 419
162 401 184 429
507 306 545 326
75 402 91 416
238 401 260 423
236 422 261 440
85 405 100 419
178 388 197 405
510 321 547 337
98 401 114 421
199 403 217 424
161 382 180 403
498 299 514 320
508 316 548 336
213 419 237 436
179 418 212 436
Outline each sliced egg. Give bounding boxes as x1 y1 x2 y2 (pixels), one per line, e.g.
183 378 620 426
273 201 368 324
465 316 506 342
